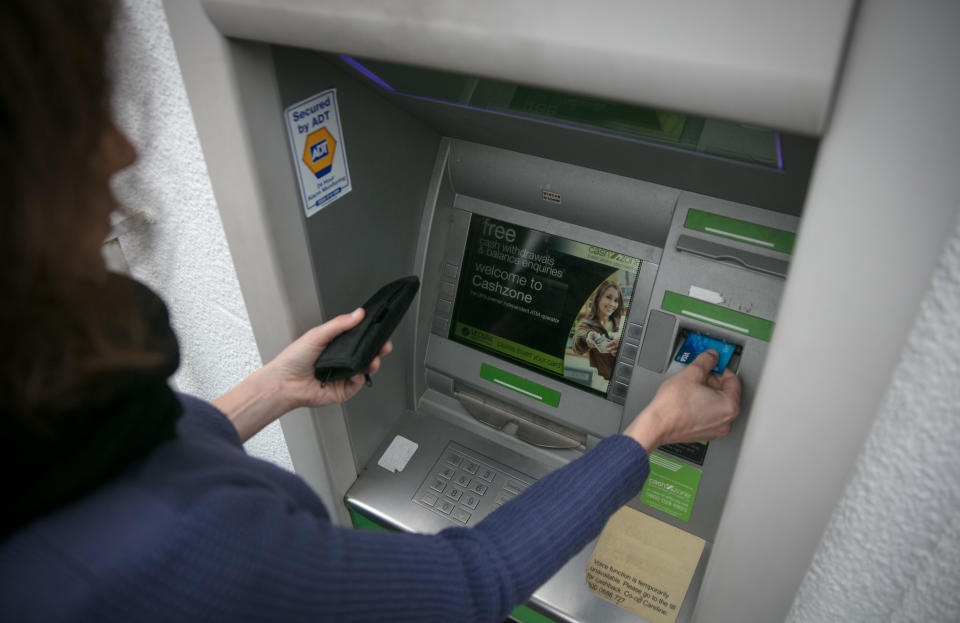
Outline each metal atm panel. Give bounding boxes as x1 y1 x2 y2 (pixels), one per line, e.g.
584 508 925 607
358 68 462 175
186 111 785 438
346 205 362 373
340 138 798 622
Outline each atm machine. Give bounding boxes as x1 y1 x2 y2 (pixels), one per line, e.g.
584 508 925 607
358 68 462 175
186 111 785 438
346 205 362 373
163 2 960 622
262 45 808 623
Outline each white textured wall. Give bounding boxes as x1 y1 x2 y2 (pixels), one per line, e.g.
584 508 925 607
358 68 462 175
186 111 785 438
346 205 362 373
108 0 293 471
788 211 960 622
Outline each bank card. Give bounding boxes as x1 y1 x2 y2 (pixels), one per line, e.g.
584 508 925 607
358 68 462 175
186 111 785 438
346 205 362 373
674 333 735 374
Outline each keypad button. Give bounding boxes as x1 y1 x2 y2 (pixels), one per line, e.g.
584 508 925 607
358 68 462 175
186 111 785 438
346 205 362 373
462 460 479 475
455 474 471 487
494 493 514 506
462 494 480 509
445 453 462 467
437 500 455 514
419 493 438 507
479 468 496 483
438 466 455 479
446 487 463 501
430 479 446 493
471 482 488 495
451 508 471 524
504 479 526 494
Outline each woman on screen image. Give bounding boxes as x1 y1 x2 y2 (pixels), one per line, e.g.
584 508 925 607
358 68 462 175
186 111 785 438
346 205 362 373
571 279 626 382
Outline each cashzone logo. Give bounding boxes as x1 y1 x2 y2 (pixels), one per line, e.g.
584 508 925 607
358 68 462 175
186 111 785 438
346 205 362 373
586 246 641 272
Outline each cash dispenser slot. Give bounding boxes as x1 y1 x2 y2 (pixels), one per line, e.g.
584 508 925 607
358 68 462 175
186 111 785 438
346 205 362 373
455 386 585 450
676 234 790 278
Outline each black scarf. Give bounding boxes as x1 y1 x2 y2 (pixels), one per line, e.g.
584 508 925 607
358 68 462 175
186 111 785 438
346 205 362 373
2 277 182 538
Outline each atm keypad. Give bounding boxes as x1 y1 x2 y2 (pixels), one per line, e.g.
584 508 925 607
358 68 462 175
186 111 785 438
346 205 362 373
414 442 535 526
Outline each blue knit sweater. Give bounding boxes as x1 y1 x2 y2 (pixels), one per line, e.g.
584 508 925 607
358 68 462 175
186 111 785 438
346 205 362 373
0 394 650 622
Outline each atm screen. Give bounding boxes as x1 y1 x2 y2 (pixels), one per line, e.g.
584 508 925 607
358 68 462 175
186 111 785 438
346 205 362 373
450 214 641 397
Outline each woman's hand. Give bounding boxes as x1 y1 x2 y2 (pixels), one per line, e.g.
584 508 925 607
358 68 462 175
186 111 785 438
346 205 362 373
265 308 392 410
623 350 741 453
213 309 392 442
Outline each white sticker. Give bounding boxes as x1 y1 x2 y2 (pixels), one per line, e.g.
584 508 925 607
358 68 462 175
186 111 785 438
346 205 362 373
284 89 352 217
688 285 725 305
377 435 419 473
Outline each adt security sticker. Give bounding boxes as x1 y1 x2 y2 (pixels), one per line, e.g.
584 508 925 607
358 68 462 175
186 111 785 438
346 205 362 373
284 89 352 217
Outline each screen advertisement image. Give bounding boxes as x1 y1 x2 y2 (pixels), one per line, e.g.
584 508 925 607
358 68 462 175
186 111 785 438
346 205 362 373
450 215 640 397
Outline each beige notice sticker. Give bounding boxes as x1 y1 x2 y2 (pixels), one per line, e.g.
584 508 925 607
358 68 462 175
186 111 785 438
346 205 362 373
585 507 705 623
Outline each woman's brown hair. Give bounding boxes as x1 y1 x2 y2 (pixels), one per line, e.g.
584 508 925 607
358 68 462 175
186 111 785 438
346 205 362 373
0 0 161 427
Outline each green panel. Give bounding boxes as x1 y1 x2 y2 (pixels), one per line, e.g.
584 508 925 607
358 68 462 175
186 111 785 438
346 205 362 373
662 291 774 342
509 604 558 623
685 208 796 254
641 453 703 522
480 363 562 407
348 508 390 532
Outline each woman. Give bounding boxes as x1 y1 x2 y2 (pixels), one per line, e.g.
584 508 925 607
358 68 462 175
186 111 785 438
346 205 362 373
572 280 626 381
0 2 740 621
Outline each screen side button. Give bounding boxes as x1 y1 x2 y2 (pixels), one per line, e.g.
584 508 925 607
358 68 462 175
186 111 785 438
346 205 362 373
620 342 639 364
442 263 459 280
436 299 453 317
440 281 456 299
609 381 629 405
614 363 633 383
432 317 450 337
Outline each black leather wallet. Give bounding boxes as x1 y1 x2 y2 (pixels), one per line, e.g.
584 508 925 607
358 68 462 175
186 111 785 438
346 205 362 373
313 275 420 386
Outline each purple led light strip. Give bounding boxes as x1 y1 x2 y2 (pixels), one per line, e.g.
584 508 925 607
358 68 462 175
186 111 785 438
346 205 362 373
339 55 396 92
